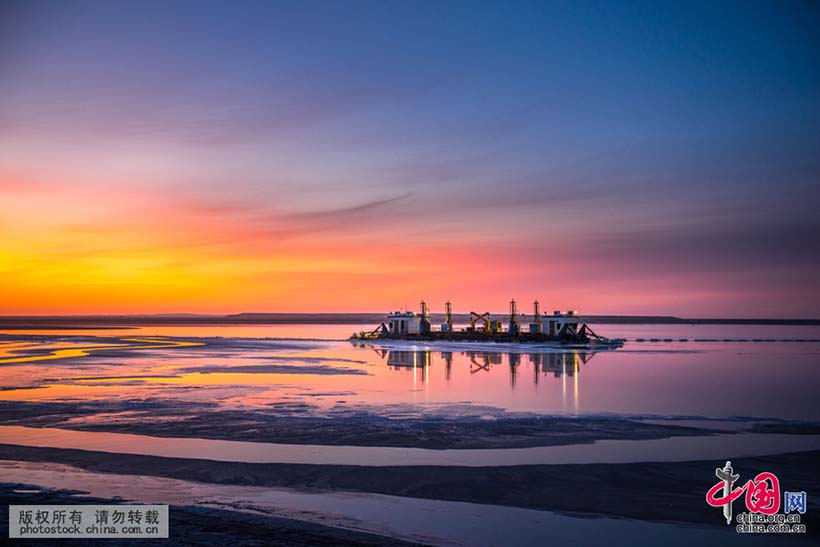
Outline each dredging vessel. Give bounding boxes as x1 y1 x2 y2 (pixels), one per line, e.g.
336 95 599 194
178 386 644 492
351 299 623 348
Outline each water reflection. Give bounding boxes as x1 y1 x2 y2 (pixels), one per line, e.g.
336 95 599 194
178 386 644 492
381 349 593 389
3 329 819 420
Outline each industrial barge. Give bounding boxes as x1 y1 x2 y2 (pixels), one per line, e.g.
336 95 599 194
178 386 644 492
351 299 623 348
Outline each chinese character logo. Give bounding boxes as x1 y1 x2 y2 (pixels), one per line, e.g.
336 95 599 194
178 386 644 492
707 461 740 524
785 491 807 514
706 461 781 524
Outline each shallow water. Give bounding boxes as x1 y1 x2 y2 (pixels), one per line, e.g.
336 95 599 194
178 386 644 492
6 322 820 341
2 425 820 466
1 324 819 420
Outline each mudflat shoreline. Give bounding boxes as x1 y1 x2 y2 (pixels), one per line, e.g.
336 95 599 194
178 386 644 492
1 444 817 529
0 401 724 449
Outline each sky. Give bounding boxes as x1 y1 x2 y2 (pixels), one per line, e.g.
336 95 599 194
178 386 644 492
1 0 819 317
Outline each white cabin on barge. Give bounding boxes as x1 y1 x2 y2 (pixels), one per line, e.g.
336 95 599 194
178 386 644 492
387 311 420 335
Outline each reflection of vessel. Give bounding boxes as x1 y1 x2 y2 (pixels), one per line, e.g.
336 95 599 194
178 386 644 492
371 346 597 387
351 299 623 349
386 350 432 382
386 350 431 368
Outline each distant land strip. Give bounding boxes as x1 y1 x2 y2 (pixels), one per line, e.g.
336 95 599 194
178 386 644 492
0 314 819 326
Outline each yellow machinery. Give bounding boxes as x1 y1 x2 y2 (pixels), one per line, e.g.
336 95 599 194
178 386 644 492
469 311 491 332
352 323 387 340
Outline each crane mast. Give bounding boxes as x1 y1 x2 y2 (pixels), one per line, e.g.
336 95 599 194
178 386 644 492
509 298 520 335
419 300 431 334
